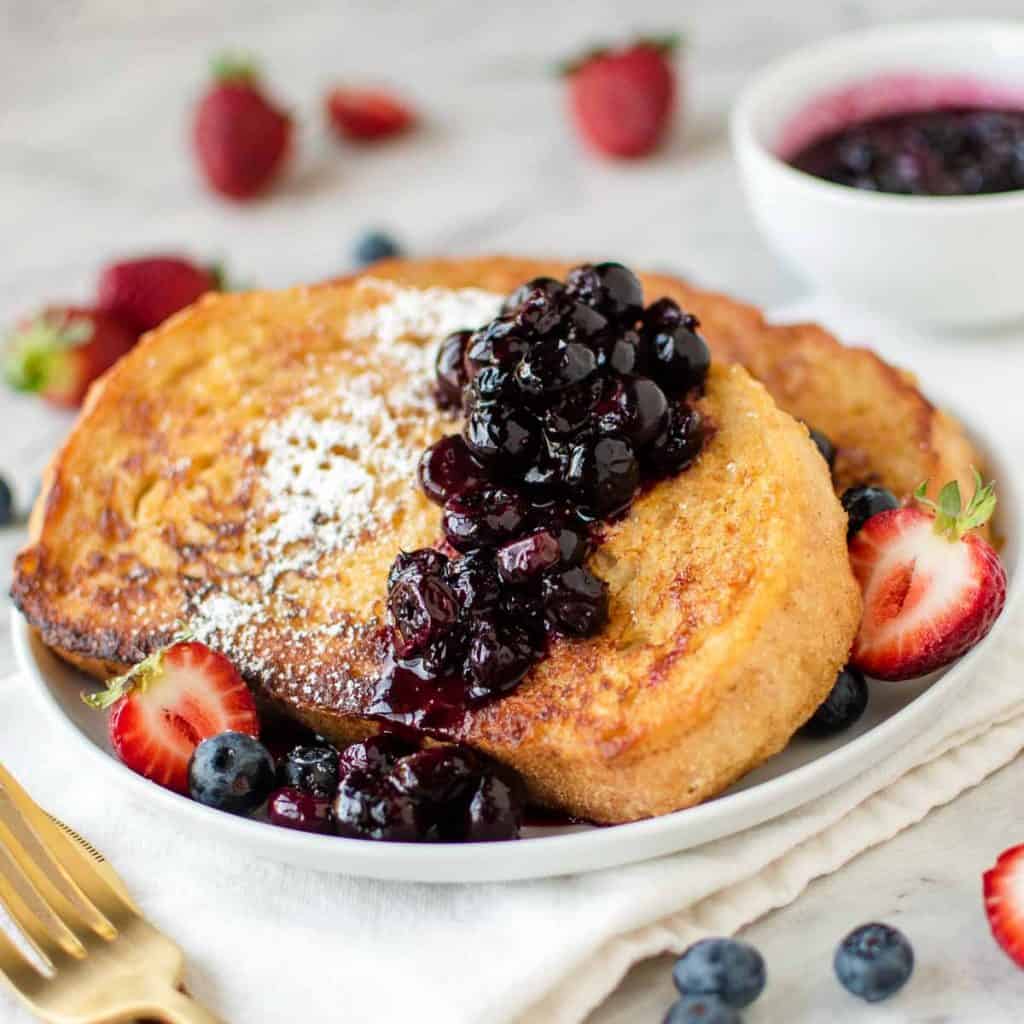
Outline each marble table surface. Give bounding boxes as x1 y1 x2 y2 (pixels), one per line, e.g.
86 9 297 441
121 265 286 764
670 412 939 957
3 1 1024 1021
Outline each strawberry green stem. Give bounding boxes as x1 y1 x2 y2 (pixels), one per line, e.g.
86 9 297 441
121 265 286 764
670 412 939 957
915 468 997 541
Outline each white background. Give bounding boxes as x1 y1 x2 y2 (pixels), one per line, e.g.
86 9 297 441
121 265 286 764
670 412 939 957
2 1 1024 1020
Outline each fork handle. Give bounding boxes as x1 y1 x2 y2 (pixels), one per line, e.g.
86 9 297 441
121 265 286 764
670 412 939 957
144 985 223 1024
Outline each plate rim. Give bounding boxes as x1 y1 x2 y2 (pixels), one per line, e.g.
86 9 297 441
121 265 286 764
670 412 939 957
11 421 1023 883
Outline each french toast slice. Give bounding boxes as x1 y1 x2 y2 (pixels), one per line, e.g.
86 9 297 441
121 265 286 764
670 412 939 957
13 267 862 823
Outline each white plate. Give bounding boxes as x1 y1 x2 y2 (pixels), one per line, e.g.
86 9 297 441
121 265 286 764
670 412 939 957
12 423 1022 883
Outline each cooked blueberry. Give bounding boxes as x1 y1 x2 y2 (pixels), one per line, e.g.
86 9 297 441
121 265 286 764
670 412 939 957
498 585 548 645
445 551 502 612
550 523 589 566
562 299 611 344
333 768 420 841
802 666 869 737
434 330 472 409
442 486 528 551
663 995 741 1024
596 376 669 447
464 773 523 841
607 330 649 376
841 485 899 539
267 786 332 833
834 923 914 1003
338 734 417 778
514 285 569 336
565 262 643 322
646 405 704 475
279 744 340 796
496 530 562 583
188 732 276 816
353 230 401 266
672 938 766 1008
387 548 450 590
0 477 13 527
515 337 597 396
463 401 539 464
501 276 565 314
387 572 460 656
566 435 640 516
418 435 485 506
463 318 532 379
396 628 467 679
471 364 515 401
389 746 479 805
808 425 837 470
541 567 609 636
522 435 574 494
644 296 687 330
465 618 539 699
542 379 603 438
648 317 710 395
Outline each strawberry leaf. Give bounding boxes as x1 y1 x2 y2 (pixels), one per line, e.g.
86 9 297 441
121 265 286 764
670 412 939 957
915 469 998 541
211 52 260 84
81 629 194 710
4 315 92 394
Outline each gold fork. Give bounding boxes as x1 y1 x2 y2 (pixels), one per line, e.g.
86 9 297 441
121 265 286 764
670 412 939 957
0 762 220 1023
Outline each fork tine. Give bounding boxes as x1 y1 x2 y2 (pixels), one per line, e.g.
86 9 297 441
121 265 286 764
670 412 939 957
0 919 48 1002
0 765 118 940
0 833 84 964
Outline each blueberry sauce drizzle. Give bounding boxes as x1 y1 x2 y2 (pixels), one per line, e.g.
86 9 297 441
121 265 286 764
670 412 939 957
370 263 710 730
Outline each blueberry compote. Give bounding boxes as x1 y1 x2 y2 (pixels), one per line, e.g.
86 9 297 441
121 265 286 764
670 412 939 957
371 263 710 734
789 108 1024 196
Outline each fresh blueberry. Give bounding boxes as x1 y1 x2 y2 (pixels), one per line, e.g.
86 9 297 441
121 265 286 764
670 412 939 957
353 230 402 266
834 922 914 1002
672 937 766 1009
841 485 899 539
0 476 13 526
279 744 340 796
807 426 837 470
802 666 869 737
267 786 333 833
663 994 742 1024
188 732 276 816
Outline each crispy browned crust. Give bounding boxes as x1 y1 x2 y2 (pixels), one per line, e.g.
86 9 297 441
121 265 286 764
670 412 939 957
10 258 903 822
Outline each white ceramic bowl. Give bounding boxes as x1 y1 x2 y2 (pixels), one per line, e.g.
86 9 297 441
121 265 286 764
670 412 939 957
731 21 1024 327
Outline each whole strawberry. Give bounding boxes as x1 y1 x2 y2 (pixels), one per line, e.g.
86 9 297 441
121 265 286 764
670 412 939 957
5 306 137 408
325 87 417 142
849 471 1007 680
193 54 292 200
98 256 222 334
565 36 679 158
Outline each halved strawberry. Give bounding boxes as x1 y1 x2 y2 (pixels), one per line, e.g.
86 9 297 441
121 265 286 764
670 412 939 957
984 843 1024 968
83 640 259 794
849 471 1006 681
325 87 416 142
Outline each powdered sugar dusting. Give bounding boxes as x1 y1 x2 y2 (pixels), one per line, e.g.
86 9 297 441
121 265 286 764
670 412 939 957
186 280 503 683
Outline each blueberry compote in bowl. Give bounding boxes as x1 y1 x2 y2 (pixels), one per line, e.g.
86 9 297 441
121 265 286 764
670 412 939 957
731 20 1024 326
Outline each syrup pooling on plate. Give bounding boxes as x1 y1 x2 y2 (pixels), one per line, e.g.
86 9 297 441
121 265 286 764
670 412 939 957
372 263 710 727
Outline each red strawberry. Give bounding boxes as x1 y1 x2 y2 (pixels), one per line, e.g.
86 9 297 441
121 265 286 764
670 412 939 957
193 54 292 200
4 306 137 408
84 640 259 795
98 256 222 334
565 36 679 158
849 472 1007 680
984 843 1024 968
325 87 416 142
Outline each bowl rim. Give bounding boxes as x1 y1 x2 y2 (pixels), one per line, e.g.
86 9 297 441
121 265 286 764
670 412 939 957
730 18 1024 213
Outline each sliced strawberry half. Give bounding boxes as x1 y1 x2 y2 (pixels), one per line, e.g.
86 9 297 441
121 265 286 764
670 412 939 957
84 640 259 794
984 843 1024 969
325 87 416 142
849 471 1007 681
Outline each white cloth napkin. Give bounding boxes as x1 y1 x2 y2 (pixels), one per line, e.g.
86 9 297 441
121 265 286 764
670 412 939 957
3 300 1023 1024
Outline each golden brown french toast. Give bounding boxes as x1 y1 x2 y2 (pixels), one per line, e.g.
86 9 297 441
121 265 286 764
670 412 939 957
13 261 884 823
